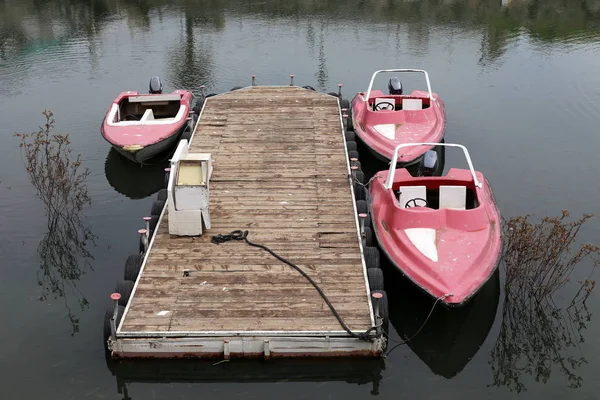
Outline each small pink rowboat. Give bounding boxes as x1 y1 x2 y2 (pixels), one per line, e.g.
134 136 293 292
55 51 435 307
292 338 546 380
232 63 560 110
368 142 502 307
349 69 446 168
101 77 198 164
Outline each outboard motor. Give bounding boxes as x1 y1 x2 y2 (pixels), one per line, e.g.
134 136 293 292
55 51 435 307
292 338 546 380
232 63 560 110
388 77 403 95
418 150 438 176
149 76 163 94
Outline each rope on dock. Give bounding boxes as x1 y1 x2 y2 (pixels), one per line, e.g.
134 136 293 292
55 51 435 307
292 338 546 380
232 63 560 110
211 230 379 342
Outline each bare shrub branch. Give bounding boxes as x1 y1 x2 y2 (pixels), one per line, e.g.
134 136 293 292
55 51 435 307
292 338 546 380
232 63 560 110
489 211 599 392
15 110 96 335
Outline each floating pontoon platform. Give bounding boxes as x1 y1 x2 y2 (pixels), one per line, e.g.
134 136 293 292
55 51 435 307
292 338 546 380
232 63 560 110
107 85 385 359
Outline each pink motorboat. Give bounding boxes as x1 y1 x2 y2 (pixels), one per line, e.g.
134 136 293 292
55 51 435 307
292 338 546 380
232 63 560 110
101 77 197 164
368 143 502 307
349 69 446 168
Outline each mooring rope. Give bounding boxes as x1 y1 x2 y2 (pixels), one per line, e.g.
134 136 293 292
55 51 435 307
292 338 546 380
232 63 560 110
383 293 452 355
210 230 379 342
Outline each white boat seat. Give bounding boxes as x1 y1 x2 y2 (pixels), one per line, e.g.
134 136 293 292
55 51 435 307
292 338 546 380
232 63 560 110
375 97 395 111
439 185 466 210
398 185 427 209
141 108 155 122
402 98 423 110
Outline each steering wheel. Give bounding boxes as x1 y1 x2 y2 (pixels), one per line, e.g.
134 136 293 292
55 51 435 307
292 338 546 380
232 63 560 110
374 101 395 111
122 114 139 121
405 198 429 208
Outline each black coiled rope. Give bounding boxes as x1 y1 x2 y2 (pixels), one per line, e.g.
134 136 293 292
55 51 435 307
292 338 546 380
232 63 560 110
211 230 378 342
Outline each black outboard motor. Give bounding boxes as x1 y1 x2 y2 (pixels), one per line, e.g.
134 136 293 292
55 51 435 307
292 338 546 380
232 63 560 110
149 76 163 94
388 77 403 95
418 150 438 176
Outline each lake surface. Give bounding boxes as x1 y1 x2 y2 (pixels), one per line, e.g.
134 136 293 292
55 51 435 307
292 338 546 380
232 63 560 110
1 0 600 399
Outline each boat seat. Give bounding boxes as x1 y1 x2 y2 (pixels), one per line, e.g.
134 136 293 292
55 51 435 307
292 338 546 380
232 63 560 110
398 185 427 209
402 98 423 110
439 185 466 210
140 108 155 122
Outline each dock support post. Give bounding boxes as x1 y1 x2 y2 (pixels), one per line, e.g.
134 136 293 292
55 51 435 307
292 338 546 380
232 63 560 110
223 340 231 360
199 85 205 97
110 293 122 342
138 228 148 253
264 340 271 360
290 74 294 86
358 213 367 243
350 165 358 181
252 75 256 86
371 292 383 335
338 83 343 97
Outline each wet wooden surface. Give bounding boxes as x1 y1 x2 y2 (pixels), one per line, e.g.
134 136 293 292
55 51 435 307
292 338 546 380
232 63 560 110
119 86 372 334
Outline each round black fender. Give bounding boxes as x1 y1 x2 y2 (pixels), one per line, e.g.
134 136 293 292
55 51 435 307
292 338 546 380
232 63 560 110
103 304 125 350
363 246 380 269
151 200 165 216
114 280 135 307
367 267 384 291
124 254 143 281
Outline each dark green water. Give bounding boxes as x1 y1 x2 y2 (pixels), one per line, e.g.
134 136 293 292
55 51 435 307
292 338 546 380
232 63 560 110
1 0 600 398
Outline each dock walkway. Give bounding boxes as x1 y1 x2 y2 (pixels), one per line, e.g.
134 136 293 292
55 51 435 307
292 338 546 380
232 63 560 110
112 85 383 358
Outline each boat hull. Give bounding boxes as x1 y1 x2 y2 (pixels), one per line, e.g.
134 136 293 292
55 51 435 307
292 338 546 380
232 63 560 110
107 124 187 164
368 167 502 307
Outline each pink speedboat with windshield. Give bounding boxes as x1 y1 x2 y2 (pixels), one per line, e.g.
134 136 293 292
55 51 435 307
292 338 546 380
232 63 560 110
349 69 446 168
368 142 502 307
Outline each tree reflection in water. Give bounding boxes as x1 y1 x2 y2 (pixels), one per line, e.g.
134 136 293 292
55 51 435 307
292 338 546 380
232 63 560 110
489 211 599 392
15 110 96 335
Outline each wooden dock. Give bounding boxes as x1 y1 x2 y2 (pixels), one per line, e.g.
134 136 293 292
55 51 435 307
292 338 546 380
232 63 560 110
110 85 384 358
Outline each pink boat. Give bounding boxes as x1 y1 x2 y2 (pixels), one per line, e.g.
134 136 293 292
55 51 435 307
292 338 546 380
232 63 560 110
350 69 446 168
101 77 197 164
368 143 502 307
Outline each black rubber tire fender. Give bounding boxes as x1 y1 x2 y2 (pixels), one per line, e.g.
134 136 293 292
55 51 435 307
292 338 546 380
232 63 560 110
151 200 165 216
354 170 366 185
114 280 135 307
367 268 384 292
364 246 380 269
345 130 356 141
156 188 167 202
103 305 125 351
124 254 143 281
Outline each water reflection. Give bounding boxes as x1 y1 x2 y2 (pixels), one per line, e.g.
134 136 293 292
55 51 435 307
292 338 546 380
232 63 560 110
165 1 221 91
104 148 167 200
387 267 500 378
106 357 385 398
14 110 96 335
489 212 599 392
2 0 600 72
